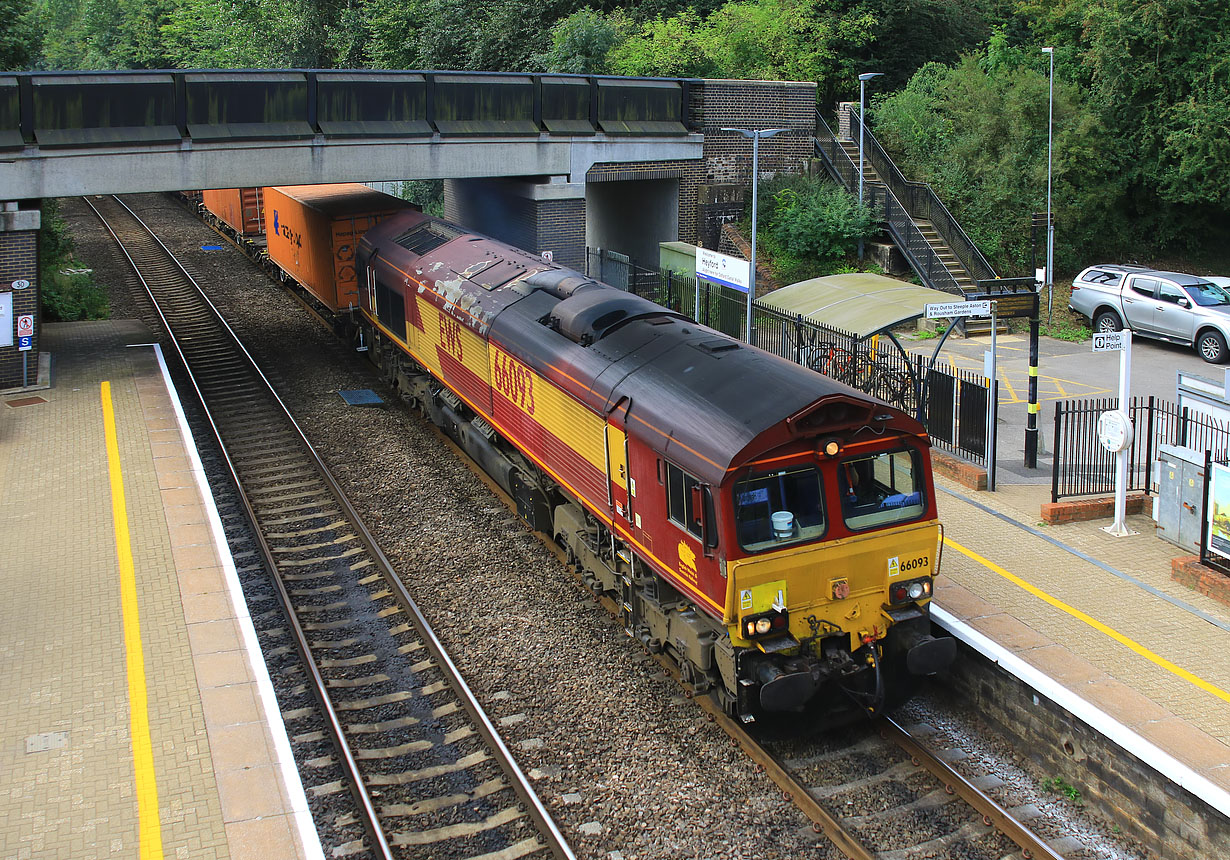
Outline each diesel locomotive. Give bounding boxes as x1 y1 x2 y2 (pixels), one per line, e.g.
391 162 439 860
340 207 955 724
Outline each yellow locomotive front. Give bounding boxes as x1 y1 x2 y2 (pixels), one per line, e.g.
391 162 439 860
716 424 954 723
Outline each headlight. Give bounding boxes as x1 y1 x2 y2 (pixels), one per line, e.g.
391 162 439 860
741 609 789 640
890 576 933 605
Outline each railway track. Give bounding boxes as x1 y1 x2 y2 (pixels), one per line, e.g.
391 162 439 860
86 194 576 860
698 692 1070 860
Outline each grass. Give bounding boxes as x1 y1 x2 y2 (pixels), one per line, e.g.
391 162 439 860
1044 776 1083 806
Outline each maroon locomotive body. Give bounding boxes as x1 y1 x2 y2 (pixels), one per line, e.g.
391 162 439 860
353 209 953 722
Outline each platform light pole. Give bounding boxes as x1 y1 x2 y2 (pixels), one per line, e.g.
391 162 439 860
723 126 788 345
1042 47 1055 324
857 72 883 260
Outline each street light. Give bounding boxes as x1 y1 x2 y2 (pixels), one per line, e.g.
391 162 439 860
722 126 789 344
857 72 883 260
1042 47 1054 324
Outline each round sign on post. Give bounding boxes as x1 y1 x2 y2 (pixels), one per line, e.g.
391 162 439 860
1097 409 1133 453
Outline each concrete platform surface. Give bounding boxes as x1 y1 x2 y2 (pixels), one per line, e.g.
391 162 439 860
934 475 1230 807
0 321 320 860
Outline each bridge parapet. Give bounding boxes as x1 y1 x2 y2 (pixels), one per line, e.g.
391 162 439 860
1 69 695 152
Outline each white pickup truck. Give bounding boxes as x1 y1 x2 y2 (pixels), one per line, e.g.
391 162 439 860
1069 264 1230 363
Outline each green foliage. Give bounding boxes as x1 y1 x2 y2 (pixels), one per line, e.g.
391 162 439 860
397 180 444 216
39 201 109 322
1041 318 1090 342
532 7 627 74
607 0 877 89
872 51 1131 273
748 174 876 284
0 0 43 69
1044 776 1083 805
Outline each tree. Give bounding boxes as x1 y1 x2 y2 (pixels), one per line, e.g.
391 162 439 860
532 7 626 74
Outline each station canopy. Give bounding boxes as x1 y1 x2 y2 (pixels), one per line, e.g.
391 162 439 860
758 273 959 340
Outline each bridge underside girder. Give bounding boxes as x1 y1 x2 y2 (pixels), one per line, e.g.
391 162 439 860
0 135 703 199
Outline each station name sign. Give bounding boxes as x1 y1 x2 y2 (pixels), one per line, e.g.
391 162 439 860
696 248 751 294
925 300 991 319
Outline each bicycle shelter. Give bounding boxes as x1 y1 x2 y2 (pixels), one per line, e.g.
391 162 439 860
758 273 961 385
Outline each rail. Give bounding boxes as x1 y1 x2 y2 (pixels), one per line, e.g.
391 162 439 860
87 194 576 860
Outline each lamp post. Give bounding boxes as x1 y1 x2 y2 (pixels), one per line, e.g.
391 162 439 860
1042 47 1054 324
857 72 883 259
722 126 788 344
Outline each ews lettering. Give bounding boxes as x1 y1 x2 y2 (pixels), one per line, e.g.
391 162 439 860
439 315 464 360
493 351 536 414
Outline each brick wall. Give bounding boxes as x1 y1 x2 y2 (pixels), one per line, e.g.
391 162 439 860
535 198 586 271
700 80 817 187
0 226 39 390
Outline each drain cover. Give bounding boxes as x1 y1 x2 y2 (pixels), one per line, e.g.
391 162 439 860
26 732 68 753
5 396 46 408
339 389 384 407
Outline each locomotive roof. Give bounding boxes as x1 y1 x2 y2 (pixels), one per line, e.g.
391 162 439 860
361 211 924 484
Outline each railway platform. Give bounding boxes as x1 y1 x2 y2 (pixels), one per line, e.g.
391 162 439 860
0 321 321 860
933 474 1230 821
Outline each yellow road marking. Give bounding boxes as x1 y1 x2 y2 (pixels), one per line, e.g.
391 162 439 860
943 535 1230 705
102 382 165 860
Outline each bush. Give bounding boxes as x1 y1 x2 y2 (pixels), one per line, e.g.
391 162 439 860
39 200 109 322
748 174 876 284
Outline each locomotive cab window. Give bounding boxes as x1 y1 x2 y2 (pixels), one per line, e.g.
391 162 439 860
734 467 825 552
665 462 703 540
372 271 406 342
840 449 925 530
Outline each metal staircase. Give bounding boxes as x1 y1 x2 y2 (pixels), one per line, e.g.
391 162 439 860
817 108 1008 333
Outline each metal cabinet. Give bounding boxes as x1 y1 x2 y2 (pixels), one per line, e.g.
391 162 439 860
1155 444 1205 552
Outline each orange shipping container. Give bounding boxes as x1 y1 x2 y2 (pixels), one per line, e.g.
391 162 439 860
202 187 265 236
264 184 411 313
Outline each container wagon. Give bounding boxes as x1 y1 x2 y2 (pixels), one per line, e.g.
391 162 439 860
263 184 411 314
202 187 265 238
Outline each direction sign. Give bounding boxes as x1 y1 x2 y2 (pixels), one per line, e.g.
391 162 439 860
1092 331 1129 352
925 300 992 319
696 248 750 293
16 314 33 338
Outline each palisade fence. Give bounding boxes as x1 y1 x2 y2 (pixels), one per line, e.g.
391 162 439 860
1051 397 1230 502
586 248 996 468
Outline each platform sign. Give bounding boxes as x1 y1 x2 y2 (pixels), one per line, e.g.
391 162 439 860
1092 331 1129 352
925 300 991 318
0 292 11 347
696 248 750 294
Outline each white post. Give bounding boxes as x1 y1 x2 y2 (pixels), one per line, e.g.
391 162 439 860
1105 334 1136 536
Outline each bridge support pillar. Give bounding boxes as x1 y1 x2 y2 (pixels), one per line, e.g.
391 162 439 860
444 178 586 271
0 202 41 391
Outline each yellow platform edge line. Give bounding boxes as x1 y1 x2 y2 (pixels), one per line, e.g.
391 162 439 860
102 381 165 860
943 535 1230 705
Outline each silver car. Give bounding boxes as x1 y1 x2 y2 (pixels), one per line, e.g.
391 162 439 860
1069 265 1230 363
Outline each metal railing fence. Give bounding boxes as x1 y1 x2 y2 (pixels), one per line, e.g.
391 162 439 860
1051 397 1230 502
847 109 997 284
814 112 964 297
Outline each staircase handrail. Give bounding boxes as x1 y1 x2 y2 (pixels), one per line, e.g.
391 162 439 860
847 109 998 283
814 113 964 296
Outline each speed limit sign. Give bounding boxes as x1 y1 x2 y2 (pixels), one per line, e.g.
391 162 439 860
16 314 33 338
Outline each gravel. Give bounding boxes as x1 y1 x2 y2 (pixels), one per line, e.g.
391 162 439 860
60 192 1149 860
